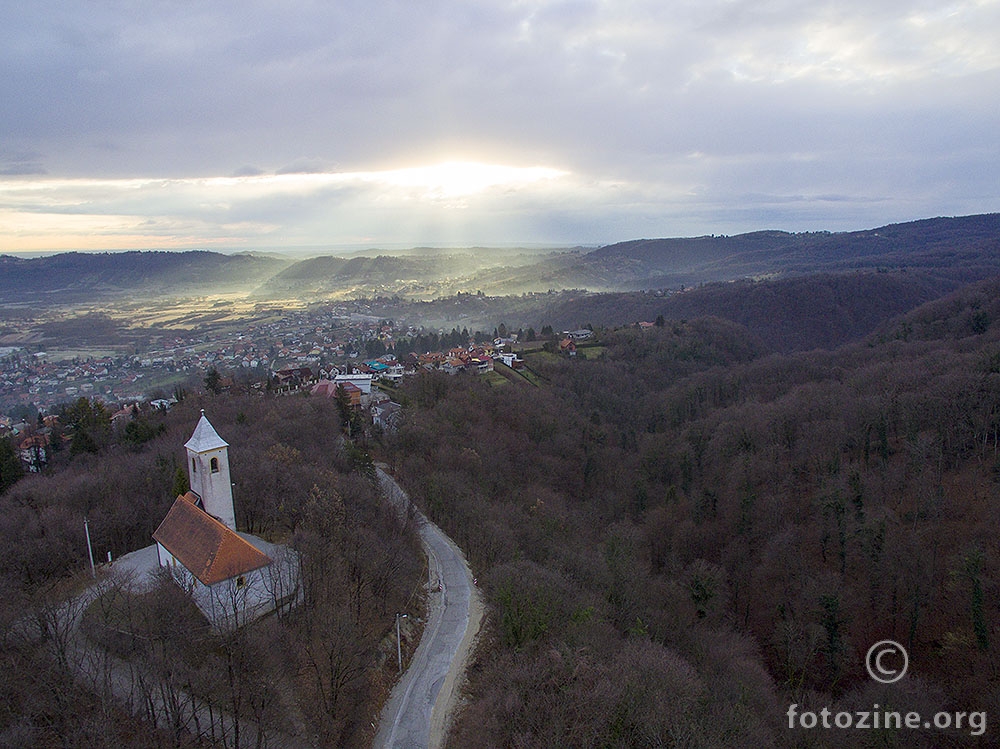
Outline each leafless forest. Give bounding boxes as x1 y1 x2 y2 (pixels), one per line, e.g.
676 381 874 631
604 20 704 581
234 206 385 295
0 396 423 747
388 279 1000 747
2 276 1000 747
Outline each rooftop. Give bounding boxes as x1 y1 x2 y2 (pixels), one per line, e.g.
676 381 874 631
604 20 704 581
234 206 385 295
153 493 271 586
184 410 229 453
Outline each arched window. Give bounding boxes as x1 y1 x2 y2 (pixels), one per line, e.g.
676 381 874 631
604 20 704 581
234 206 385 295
192 457 197 472
210 457 219 473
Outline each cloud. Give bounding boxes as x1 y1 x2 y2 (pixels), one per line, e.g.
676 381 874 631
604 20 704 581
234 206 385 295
231 165 265 178
0 150 47 176
0 0 997 250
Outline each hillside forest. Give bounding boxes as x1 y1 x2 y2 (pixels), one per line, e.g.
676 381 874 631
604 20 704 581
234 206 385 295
1 270 999 747
386 277 1000 747
0 396 424 747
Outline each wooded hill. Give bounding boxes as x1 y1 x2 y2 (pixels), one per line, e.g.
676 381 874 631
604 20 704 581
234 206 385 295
387 276 1000 747
386 268 962 353
509 270 958 352
0 396 422 746
457 212 1000 294
3 213 998 304
0 250 290 303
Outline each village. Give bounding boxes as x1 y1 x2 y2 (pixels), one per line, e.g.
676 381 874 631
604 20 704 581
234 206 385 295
0 297 596 474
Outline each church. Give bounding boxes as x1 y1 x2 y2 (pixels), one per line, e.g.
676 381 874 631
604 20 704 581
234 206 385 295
152 411 299 629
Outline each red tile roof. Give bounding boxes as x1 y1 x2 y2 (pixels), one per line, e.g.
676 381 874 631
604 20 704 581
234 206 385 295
153 493 271 585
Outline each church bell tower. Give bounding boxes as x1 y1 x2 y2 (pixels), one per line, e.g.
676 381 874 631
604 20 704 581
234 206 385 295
185 410 236 530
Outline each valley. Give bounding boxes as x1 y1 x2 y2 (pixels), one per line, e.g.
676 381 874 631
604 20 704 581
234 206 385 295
2 213 1000 747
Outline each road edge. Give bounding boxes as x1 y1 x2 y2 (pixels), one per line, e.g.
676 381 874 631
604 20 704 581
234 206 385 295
428 534 484 749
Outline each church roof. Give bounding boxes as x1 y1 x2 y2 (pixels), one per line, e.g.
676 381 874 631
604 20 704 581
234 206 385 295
184 411 229 453
153 493 271 586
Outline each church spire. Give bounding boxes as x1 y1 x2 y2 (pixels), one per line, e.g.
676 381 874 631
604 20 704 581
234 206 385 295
185 411 236 530
185 409 229 453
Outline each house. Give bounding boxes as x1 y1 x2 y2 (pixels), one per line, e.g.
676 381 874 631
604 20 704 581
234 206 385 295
274 367 314 388
442 358 466 375
379 363 405 385
152 411 299 628
18 433 49 472
333 373 374 394
310 379 338 399
559 338 577 356
339 381 363 407
372 401 403 432
470 357 493 374
311 378 363 406
499 352 525 370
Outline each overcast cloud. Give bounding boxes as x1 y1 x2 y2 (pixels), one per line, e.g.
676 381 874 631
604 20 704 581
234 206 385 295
1 0 997 251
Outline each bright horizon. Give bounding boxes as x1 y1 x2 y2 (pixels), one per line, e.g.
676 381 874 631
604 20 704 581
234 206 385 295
2 1 998 253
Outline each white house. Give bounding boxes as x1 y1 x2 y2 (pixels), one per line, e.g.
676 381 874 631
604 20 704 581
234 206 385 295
334 373 374 394
153 411 299 629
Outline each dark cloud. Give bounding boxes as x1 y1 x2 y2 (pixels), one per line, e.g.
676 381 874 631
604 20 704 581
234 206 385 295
0 0 997 249
275 160 330 176
0 149 47 176
231 165 265 177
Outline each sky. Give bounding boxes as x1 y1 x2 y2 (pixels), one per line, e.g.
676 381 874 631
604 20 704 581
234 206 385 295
2 0 998 253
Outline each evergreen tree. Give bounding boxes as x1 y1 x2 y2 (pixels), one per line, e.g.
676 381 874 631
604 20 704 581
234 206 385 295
0 438 24 493
334 384 353 436
172 464 190 498
204 366 222 394
63 397 110 455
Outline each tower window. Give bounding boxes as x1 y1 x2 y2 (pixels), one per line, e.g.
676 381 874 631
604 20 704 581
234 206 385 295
210 457 220 473
192 458 197 472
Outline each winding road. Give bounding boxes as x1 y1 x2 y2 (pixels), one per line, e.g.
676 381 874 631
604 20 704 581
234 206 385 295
374 467 483 749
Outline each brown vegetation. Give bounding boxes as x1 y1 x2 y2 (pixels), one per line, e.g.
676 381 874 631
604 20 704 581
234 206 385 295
387 278 1000 747
0 394 423 747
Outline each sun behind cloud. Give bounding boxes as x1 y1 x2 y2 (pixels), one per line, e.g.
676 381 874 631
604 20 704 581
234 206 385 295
369 161 568 199
0 161 574 252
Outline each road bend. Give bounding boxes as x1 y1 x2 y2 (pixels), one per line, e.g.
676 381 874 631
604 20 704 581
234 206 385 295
374 466 481 749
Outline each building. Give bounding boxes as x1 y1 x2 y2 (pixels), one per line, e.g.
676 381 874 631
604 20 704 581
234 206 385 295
312 379 362 406
333 373 374 394
184 410 236 530
559 338 577 356
18 433 49 473
372 401 403 432
152 411 299 628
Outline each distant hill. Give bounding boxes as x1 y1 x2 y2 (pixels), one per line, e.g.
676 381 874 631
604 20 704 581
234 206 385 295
507 213 1000 292
252 213 1000 299
0 251 290 303
491 271 959 353
251 250 569 299
1 213 998 305
254 253 514 299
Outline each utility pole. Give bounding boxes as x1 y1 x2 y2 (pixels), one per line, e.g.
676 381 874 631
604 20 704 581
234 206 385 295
396 612 408 672
84 517 96 578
